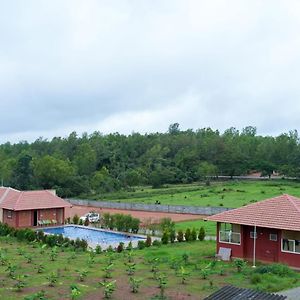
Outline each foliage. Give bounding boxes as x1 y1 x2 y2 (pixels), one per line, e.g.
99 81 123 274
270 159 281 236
2 126 300 197
234 258 246 273
177 230 184 242
99 280 116 299
129 277 142 293
198 227 206 241
145 235 152 247
184 228 191 242
161 231 169 245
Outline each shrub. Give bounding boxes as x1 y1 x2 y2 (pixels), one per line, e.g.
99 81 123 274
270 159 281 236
126 241 133 250
184 228 191 242
191 228 197 241
161 231 169 244
78 219 83 226
250 273 262 284
116 242 124 253
234 259 246 273
198 227 206 241
137 240 146 250
152 240 162 247
72 215 79 225
177 230 184 242
145 235 152 247
84 218 89 226
169 229 176 243
95 245 102 254
254 264 292 277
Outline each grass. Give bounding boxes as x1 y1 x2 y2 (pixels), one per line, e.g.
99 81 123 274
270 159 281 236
0 236 299 299
83 180 300 208
175 220 216 236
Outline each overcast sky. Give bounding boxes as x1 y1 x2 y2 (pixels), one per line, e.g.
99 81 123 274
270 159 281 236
1 0 300 143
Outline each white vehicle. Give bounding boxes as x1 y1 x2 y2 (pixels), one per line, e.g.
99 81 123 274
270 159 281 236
80 212 100 223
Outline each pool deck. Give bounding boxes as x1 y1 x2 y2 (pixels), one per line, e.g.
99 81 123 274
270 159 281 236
38 224 159 250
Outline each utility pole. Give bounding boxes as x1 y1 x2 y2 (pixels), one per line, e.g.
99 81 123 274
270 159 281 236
252 223 257 268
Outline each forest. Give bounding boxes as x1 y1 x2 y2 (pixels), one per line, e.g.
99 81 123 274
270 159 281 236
0 124 300 197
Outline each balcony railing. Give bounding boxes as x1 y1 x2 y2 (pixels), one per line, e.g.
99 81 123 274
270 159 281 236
219 231 241 245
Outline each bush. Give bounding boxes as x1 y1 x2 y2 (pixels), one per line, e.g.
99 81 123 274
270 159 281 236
169 229 176 243
184 228 191 242
79 219 83 226
73 215 79 225
145 235 152 247
254 264 292 277
137 240 146 250
95 245 102 254
84 218 89 226
198 227 205 241
250 273 262 284
177 230 184 242
152 240 162 247
191 228 197 241
161 231 169 244
116 242 124 253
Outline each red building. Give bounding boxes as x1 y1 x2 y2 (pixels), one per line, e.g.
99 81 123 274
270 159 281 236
0 187 71 228
206 194 300 268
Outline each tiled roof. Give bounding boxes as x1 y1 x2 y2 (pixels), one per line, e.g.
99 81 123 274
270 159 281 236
204 285 286 300
0 187 71 211
206 194 300 231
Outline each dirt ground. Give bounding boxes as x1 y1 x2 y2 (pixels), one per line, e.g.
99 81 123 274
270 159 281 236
66 205 204 225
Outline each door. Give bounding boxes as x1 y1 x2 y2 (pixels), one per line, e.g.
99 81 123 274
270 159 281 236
33 210 38 226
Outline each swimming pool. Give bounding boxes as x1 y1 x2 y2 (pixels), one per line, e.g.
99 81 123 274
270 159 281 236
41 225 146 247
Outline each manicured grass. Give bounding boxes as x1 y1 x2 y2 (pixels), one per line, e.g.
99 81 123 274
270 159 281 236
0 236 299 299
86 180 300 208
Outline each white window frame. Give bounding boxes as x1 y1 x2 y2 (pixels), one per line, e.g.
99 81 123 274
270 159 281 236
281 238 300 255
269 233 277 241
219 230 241 245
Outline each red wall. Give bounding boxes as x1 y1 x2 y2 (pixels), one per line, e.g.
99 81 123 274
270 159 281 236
3 209 17 227
216 223 300 268
216 222 244 258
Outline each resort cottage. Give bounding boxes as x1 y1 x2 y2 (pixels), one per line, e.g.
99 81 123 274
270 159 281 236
206 194 300 268
0 187 71 228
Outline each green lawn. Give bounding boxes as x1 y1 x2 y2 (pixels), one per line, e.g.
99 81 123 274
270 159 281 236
175 220 216 236
0 236 299 299
85 180 300 208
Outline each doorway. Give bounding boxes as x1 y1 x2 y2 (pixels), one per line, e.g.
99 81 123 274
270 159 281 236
33 210 38 226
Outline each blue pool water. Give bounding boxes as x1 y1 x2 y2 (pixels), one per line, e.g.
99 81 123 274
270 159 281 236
42 226 145 245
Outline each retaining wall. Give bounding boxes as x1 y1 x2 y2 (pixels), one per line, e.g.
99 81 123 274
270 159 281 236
67 198 231 215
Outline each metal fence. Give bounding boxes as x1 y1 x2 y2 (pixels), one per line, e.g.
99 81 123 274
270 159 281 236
67 198 231 215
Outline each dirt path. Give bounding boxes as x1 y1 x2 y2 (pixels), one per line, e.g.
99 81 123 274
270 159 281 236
66 205 204 225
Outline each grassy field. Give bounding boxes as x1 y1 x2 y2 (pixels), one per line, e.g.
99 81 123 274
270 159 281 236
86 180 300 208
175 219 216 236
0 236 299 300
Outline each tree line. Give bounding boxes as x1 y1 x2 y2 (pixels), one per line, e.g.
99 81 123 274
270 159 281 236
0 124 299 197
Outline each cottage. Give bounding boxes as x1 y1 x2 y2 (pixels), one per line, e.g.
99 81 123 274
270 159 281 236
0 187 71 228
206 194 300 268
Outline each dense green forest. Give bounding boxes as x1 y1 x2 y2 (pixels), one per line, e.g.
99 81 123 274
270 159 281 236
0 124 300 197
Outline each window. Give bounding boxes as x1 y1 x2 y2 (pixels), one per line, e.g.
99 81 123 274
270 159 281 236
270 234 277 241
250 231 257 239
219 223 241 245
7 210 12 219
281 230 300 254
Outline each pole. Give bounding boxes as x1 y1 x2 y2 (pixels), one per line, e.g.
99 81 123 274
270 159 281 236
252 224 257 268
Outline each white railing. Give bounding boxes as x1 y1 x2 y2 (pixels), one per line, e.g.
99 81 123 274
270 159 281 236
219 231 241 245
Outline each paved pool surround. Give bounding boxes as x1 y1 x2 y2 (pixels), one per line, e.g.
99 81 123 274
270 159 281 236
38 225 155 250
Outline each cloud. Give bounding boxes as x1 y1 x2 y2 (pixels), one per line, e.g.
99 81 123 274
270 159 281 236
0 0 300 142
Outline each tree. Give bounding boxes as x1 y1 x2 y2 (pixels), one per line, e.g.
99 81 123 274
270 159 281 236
11 153 33 189
73 143 96 175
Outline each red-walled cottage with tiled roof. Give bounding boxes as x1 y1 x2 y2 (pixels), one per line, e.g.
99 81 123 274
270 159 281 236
206 194 300 268
0 187 71 228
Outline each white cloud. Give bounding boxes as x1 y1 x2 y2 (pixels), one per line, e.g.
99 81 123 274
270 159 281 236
0 0 300 142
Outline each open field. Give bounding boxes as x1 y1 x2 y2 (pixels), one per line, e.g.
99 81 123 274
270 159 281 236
0 236 299 299
84 180 300 208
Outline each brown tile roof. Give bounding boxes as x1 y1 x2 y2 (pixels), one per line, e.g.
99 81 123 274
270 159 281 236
205 194 300 231
0 187 71 211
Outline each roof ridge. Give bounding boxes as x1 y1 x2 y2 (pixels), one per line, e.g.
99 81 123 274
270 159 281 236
285 194 300 214
14 192 24 210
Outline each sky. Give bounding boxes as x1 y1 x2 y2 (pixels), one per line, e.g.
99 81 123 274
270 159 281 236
1 0 300 143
